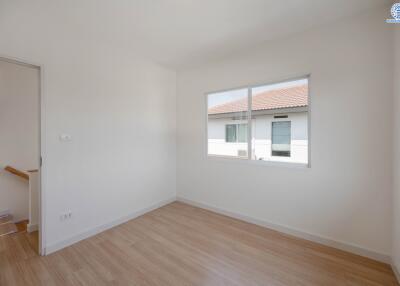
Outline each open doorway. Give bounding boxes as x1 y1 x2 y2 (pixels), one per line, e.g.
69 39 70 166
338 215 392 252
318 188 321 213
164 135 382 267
0 57 42 254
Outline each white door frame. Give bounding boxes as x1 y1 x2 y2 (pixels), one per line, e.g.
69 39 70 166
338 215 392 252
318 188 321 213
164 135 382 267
0 55 46 255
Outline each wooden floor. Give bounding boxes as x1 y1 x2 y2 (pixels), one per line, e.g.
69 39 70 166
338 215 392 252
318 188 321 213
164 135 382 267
0 202 398 285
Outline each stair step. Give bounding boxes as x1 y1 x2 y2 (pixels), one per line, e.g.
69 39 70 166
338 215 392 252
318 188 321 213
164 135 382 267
0 223 17 237
15 220 28 233
0 215 13 225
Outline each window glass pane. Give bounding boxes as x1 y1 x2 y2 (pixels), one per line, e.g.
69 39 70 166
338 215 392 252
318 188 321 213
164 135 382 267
208 89 248 158
251 78 308 164
272 121 291 157
225 124 237 142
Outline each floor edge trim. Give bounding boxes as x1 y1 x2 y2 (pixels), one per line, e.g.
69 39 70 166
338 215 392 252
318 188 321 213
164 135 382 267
176 197 391 264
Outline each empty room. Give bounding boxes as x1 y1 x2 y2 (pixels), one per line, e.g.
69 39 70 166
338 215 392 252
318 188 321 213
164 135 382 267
1 0 400 285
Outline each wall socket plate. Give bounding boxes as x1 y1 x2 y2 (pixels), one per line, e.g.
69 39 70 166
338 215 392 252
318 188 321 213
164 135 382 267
60 211 72 221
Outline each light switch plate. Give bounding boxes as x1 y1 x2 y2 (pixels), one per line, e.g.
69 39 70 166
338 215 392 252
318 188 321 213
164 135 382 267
59 134 72 142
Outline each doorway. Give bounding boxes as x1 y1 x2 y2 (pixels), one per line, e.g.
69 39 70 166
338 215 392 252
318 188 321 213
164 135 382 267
0 56 42 254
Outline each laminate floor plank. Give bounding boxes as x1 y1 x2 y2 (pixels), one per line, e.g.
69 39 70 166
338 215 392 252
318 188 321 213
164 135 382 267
0 202 398 286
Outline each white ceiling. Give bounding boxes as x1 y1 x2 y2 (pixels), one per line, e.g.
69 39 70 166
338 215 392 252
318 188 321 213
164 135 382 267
0 0 390 69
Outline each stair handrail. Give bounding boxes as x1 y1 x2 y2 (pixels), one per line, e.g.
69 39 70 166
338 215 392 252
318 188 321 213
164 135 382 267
4 166 29 180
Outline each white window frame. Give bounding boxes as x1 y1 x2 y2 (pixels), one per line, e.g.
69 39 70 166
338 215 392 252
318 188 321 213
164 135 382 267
205 75 311 168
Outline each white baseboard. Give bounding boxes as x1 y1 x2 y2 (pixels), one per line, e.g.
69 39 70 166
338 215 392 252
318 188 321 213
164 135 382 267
27 223 38 233
43 196 392 265
177 197 391 264
44 197 176 255
392 261 400 283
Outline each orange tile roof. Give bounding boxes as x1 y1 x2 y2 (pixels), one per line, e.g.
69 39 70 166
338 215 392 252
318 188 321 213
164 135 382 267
208 84 308 115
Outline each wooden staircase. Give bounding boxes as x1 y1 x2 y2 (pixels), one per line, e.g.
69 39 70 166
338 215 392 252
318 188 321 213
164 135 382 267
0 214 18 236
0 166 32 237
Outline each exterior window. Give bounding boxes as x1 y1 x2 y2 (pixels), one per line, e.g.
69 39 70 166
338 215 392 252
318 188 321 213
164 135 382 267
207 77 309 165
226 124 247 143
271 121 291 157
225 124 237 142
207 88 248 158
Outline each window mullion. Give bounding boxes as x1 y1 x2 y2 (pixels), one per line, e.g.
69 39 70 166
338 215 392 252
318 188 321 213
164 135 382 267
247 87 252 160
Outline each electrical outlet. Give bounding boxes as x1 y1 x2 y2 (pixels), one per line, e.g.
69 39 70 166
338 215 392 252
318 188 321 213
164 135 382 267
60 211 73 221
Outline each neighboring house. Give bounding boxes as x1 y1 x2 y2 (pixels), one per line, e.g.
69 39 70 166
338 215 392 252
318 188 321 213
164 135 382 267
208 84 308 163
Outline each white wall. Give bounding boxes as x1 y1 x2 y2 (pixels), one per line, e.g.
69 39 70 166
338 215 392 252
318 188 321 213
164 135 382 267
393 26 400 277
0 60 40 222
28 171 39 232
0 2 176 251
177 7 393 259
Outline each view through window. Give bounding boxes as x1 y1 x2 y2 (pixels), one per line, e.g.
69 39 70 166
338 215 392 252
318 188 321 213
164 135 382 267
207 88 248 158
207 78 309 165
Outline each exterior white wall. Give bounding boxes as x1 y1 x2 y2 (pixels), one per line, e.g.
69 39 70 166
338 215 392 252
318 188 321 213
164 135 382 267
208 112 308 163
208 118 248 158
177 6 393 258
0 60 40 222
0 2 177 251
253 113 307 163
393 26 400 278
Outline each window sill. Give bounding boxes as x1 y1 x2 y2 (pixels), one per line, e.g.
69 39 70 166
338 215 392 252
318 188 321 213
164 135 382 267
207 155 310 169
